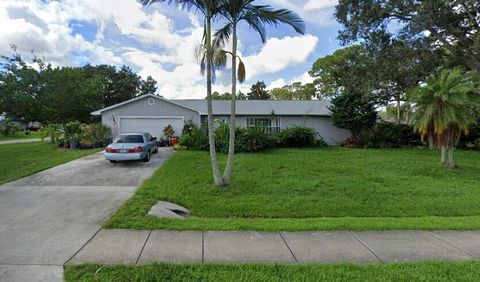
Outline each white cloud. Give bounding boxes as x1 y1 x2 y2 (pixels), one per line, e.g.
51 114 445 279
303 0 338 11
0 0 323 99
242 35 318 80
267 79 287 90
267 72 314 90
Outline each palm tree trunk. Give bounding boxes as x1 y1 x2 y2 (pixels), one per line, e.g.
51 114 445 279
50 127 55 143
396 97 401 124
447 147 455 168
205 16 224 186
223 23 237 185
441 146 447 165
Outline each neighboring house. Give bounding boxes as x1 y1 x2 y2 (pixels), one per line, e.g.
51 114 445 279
91 94 350 145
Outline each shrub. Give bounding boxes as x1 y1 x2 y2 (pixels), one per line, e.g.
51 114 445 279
179 124 209 151
182 120 196 136
362 122 420 148
1 118 22 136
237 126 275 152
215 122 230 153
40 124 62 142
79 123 112 149
163 124 175 138
64 121 82 141
278 126 317 148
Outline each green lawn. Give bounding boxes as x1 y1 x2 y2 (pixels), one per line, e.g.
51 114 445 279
0 131 42 141
0 142 100 185
105 148 480 231
65 261 480 282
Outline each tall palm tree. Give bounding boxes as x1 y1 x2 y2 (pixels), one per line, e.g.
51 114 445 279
213 0 305 185
410 68 480 168
141 0 225 185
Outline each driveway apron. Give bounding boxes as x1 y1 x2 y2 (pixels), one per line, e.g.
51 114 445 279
0 148 173 282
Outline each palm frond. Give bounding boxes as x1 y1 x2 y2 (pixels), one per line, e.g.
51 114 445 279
245 5 305 36
213 23 233 50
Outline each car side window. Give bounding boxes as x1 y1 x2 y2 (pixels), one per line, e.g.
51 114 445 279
145 134 150 142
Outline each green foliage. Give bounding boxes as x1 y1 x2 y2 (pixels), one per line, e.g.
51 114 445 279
179 124 209 151
0 52 157 123
278 126 317 148
336 0 480 71
269 82 316 100
182 120 197 136
140 75 157 95
78 123 112 149
409 68 480 149
64 121 83 141
247 81 269 100
214 122 231 153
236 126 275 152
39 124 62 142
163 125 175 138
362 123 420 149
0 118 22 136
330 92 378 142
310 45 370 99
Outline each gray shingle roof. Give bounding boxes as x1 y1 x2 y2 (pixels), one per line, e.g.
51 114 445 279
172 99 332 116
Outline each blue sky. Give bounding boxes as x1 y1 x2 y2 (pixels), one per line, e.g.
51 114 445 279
0 0 342 98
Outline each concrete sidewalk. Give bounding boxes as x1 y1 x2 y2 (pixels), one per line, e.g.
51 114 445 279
68 229 480 265
0 138 43 145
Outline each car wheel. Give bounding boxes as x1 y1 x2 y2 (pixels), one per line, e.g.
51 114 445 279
143 151 151 162
154 147 158 154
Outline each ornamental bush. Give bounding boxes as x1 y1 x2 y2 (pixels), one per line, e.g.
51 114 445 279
236 126 275 153
1 118 22 136
278 126 317 148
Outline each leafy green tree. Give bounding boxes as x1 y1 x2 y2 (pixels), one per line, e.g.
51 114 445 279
409 68 480 168
335 0 480 71
236 90 247 100
247 81 269 100
269 86 293 100
310 45 371 99
0 53 41 121
210 91 231 100
140 75 158 95
269 82 316 100
142 0 226 186
330 92 378 144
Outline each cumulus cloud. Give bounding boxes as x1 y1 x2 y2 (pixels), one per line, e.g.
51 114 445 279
0 0 324 99
303 0 338 11
242 35 318 80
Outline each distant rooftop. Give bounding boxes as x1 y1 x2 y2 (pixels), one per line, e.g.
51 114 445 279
173 99 332 116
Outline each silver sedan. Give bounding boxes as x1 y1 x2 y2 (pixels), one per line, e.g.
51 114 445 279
105 132 158 163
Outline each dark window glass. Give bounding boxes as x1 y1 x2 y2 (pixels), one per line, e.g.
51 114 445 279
114 135 144 143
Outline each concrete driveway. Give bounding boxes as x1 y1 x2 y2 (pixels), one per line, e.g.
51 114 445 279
0 147 174 282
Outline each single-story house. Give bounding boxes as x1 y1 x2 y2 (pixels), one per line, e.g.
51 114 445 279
91 94 350 145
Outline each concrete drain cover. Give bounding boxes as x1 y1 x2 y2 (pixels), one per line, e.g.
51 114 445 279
148 201 190 219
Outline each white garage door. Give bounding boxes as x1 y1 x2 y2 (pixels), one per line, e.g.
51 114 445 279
119 117 185 139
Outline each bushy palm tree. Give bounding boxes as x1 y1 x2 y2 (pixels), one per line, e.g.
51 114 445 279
410 68 480 168
141 0 226 185
213 0 305 185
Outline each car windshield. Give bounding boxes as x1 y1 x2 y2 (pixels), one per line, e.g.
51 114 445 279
114 135 144 144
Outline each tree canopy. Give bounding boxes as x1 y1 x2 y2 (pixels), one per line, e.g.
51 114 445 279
336 0 480 71
247 81 269 100
0 53 157 123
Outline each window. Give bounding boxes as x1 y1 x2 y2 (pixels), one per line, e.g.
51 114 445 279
246 117 280 133
114 134 144 143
